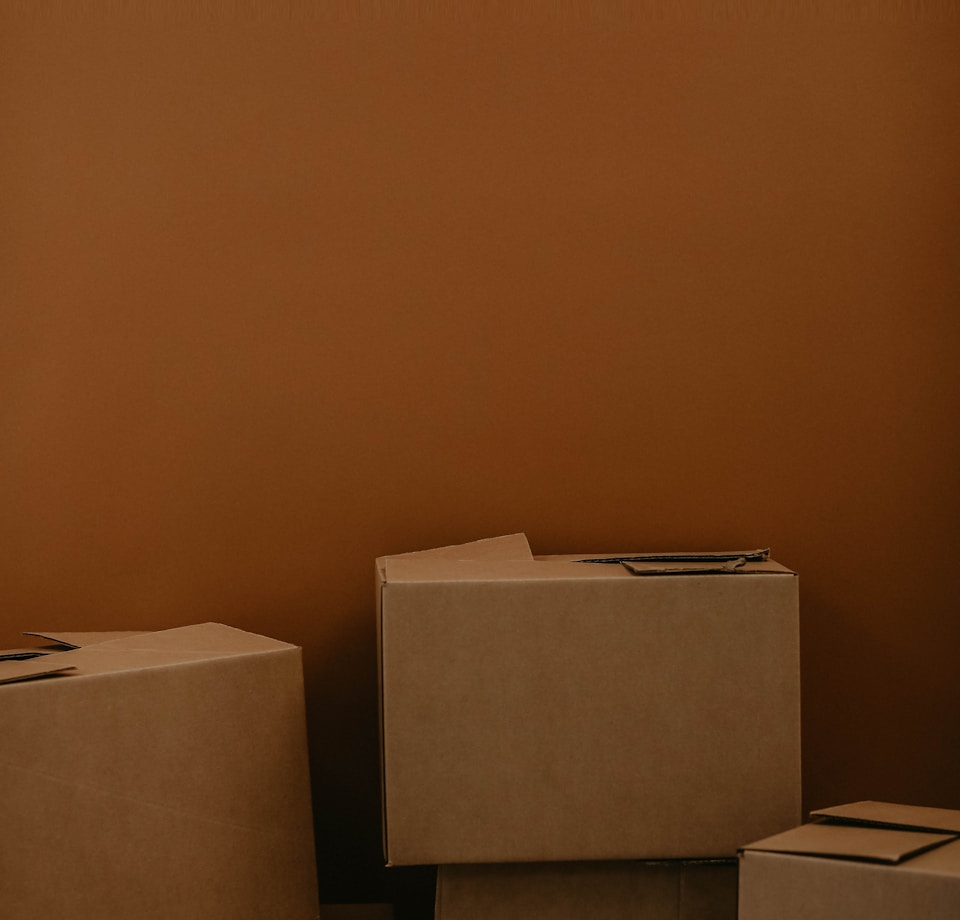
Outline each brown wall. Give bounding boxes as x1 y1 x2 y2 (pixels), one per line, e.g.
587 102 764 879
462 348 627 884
2 5 959 913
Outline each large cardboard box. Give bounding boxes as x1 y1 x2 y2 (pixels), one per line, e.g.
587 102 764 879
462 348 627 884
435 860 738 920
738 801 960 919
0 623 320 920
376 534 800 865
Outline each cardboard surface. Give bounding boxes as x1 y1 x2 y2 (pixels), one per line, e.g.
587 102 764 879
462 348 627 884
435 860 738 920
0 623 320 920
811 800 960 834
739 802 960 919
377 534 801 865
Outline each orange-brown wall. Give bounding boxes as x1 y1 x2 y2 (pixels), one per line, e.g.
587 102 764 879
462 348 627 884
2 5 959 912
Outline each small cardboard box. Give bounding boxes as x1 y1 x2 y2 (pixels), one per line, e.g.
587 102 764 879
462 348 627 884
435 860 738 920
738 801 960 919
0 623 320 920
376 533 800 865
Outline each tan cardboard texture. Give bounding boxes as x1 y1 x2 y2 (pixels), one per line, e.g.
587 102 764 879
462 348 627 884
739 802 960 920
0 623 320 920
435 860 738 920
377 534 800 865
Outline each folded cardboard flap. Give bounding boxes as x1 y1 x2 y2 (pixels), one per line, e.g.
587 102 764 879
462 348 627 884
0 624 294 687
577 548 771 564
0 648 58 661
383 552 795 584
376 533 533 575
811 801 960 836
742 802 960 866
384 557 616 583
741 822 958 865
622 558 750 576
0 657 77 684
0 630 155 683
23 630 152 648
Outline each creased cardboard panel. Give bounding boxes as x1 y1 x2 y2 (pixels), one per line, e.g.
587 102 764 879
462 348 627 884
435 860 738 920
0 623 320 920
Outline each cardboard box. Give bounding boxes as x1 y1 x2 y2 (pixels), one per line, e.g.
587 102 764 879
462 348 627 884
376 533 800 865
0 623 320 920
738 801 960 919
435 860 738 920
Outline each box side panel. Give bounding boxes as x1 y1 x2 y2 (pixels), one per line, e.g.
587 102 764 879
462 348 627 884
435 862 679 920
0 647 319 920
383 574 800 864
738 851 960 920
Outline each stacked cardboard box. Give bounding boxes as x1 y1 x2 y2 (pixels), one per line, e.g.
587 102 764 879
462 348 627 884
739 801 960 919
375 534 802 918
0 623 320 920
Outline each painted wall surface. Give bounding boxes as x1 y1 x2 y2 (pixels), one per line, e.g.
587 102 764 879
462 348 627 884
2 5 958 914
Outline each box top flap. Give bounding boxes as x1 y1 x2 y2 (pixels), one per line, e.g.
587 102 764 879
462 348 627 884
811 801 960 835
0 656 77 684
23 630 152 649
566 549 794 576
384 557 619 584
84 622 295 654
0 624 294 686
384 553 794 584
741 822 958 864
576 548 771 565
378 533 532 568
621 559 795 576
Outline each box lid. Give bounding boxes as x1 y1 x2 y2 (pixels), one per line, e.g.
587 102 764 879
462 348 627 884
383 550 795 584
23 630 152 648
0 623 294 686
742 802 960 864
811 801 960 835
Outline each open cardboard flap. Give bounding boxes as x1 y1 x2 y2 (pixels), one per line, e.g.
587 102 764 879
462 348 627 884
743 802 960 865
741 823 956 864
376 533 532 577
0 624 291 686
0 630 153 682
383 541 794 583
811 801 960 835
0 656 78 684
23 630 151 648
